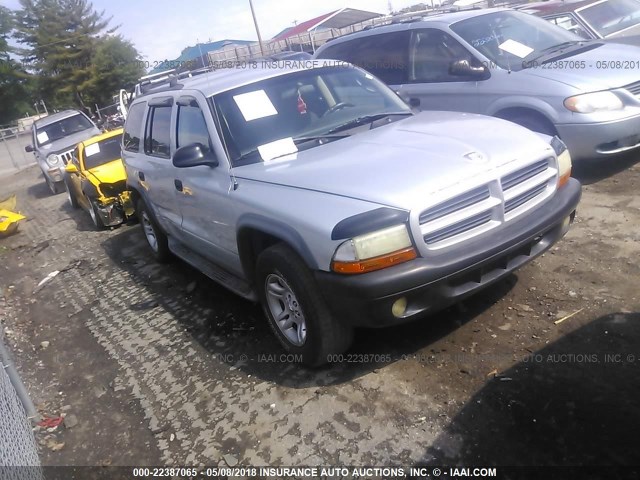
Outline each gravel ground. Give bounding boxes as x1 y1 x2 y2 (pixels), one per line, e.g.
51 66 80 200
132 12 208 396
0 158 639 467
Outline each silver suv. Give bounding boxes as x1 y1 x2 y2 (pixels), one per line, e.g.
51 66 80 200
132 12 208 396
123 62 581 366
25 110 101 194
315 8 640 161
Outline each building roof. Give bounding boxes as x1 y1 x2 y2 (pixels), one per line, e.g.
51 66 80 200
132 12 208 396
272 8 383 41
150 39 254 74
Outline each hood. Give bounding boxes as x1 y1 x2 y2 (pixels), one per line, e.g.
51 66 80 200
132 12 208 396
234 112 553 210
86 159 126 185
40 128 102 154
520 42 640 91
608 23 640 40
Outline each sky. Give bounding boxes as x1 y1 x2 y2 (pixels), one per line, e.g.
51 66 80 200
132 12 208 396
2 0 421 62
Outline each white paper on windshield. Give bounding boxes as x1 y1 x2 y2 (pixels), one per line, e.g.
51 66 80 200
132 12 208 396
36 131 49 144
257 137 298 162
499 39 534 59
233 90 278 121
85 143 100 157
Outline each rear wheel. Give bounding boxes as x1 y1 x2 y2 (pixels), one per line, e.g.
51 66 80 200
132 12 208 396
256 243 353 366
137 198 170 262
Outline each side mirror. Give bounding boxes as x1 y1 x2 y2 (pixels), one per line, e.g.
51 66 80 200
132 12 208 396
449 59 488 78
173 143 219 168
65 163 78 173
25 145 34 153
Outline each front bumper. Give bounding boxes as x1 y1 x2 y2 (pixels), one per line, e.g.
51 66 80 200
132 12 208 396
94 192 134 227
556 112 640 160
315 178 582 328
46 167 63 183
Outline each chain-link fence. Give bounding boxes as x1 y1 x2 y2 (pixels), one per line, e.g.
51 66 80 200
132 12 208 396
0 338 43 480
0 128 37 178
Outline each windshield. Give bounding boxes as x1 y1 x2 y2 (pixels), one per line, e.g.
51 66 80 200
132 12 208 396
212 66 410 166
578 0 640 36
82 134 123 170
35 113 94 147
451 10 581 71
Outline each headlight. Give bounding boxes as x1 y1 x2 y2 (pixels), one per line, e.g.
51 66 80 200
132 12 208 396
550 136 572 187
564 91 623 113
331 224 417 274
47 154 60 166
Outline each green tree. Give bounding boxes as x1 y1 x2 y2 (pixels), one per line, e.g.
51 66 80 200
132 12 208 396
14 0 114 111
81 35 145 108
0 5 34 125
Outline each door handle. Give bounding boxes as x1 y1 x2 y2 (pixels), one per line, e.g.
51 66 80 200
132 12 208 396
138 171 145 181
408 97 421 108
174 179 183 192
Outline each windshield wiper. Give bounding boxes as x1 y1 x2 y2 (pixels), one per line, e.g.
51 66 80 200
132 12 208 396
523 41 586 66
327 112 412 135
292 134 349 145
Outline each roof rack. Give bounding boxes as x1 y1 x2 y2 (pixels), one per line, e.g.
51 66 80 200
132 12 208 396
135 66 215 97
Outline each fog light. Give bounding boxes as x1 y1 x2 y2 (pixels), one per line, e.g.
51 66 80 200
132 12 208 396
392 297 408 318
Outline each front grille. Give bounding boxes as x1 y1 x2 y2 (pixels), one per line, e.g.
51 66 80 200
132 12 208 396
501 158 555 218
424 210 493 245
505 182 547 213
418 157 557 249
419 186 490 225
623 80 640 96
501 160 548 190
59 149 74 165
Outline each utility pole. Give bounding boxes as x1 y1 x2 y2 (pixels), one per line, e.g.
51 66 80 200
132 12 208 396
249 0 265 56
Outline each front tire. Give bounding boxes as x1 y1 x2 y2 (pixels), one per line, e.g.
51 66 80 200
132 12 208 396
88 200 104 230
64 177 79 209
137 198 170 262
256 244 353 367
46 176 62 195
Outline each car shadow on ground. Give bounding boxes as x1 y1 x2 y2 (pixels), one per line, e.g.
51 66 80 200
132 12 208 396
101 225 517 387
26 176 56 200
423 311 640 467
573 151 640 185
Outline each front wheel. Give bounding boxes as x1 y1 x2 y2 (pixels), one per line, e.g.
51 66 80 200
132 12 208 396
256 244 353 367
88 200 104 230
137 198 170 262
45 176 62 195
64 177 79 209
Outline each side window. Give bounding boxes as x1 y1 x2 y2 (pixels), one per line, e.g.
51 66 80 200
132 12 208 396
145 106 172 158
409 29 475 83
176 103 212 153
320 32 410 85
548 14 590 38
123 102 147 152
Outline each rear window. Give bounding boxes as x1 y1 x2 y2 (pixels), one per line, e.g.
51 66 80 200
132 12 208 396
317 32 410 85
123 102 147 152
35 114 93 147
82 134 123 170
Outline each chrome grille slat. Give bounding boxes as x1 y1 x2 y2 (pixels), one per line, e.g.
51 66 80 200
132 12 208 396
59 149 74 165
502 160 548 191
419 186 490 225
624 80 640 96
505 182 547 213
424 210 493 245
